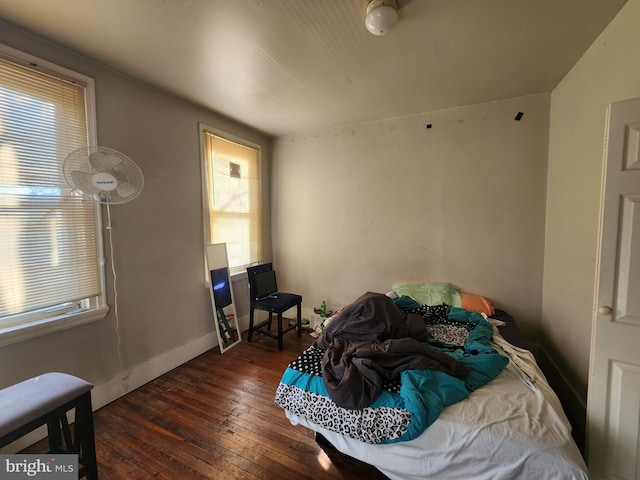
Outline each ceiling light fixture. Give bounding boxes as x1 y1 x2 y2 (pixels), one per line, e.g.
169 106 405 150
365 0 399 36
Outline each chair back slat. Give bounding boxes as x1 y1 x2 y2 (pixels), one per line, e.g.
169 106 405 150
246 262 273 301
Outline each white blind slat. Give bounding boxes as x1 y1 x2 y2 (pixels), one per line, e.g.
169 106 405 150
0 54 100 319
203 132 262 272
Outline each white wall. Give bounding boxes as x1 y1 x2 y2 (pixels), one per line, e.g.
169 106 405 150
543 0 640 403
0 20 269 415
272 94 550 341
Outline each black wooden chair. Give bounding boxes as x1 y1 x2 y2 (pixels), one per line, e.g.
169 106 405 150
246 263 302 350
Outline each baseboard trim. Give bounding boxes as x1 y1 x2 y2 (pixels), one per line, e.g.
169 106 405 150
92 331 218 409
1 330 218 453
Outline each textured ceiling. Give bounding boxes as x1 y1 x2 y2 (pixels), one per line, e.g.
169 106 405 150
0 0 628 136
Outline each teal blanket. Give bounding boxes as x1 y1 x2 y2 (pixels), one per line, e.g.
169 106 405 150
274 306 508 444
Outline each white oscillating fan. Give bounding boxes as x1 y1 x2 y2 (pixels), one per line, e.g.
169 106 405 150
63 145 143 391
63 146 144 204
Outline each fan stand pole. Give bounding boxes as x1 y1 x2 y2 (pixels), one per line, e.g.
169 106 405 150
106 204 125 391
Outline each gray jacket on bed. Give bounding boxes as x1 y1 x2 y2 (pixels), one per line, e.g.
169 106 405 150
316 292 470 410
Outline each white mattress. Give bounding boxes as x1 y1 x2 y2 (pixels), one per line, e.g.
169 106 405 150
285 337 589 480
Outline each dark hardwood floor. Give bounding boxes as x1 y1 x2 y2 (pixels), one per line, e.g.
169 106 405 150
24 326 372 479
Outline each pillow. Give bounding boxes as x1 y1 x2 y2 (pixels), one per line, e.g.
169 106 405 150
392 282 462 307
459 292 495 316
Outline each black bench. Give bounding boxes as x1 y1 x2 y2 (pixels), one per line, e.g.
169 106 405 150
0 372 98 479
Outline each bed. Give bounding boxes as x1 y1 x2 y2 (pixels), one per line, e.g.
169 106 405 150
274 285 589 479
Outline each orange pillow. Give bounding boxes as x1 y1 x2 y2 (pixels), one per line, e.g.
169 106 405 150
460 292 495 316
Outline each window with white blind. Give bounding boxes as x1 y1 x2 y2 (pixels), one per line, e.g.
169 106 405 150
200 126 263 275
0 45 106 345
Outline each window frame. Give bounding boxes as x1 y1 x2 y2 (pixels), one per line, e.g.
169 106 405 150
199 123 264 278
0 44 108 347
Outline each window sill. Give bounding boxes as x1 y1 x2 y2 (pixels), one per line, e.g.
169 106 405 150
230 270 247 281
0 306 109 348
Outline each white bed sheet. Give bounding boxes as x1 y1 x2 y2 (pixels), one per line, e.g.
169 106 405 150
285 340 589 480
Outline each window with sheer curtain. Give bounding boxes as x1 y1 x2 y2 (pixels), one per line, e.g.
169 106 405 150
0 46 105 342
201 127 263 275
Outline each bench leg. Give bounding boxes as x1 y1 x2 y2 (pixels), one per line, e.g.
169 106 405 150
42 393 97 479
46 415 63 453
76 392 98 480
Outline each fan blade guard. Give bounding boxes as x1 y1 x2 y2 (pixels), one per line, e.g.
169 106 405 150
70 170 100 195
89 150 122 171
63 146 144 204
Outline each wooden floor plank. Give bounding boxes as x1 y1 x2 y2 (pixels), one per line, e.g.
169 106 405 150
22 327 373 479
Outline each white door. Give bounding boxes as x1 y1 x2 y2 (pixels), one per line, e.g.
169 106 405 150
587 97 640 479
